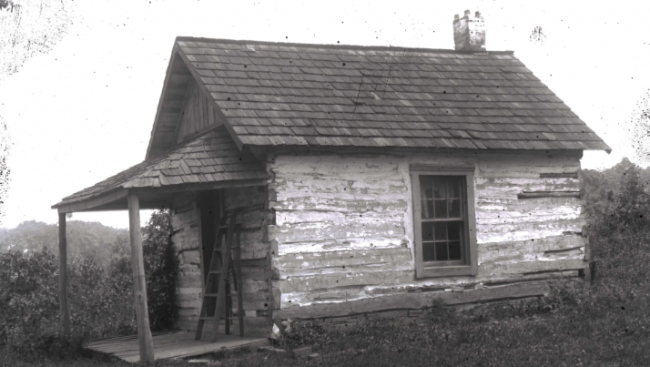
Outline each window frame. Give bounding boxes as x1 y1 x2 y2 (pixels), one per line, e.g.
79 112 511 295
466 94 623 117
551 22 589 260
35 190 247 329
410 164 478 278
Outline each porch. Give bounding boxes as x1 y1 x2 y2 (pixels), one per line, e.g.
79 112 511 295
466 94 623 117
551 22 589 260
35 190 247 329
84 331 268 363
52 126 270 363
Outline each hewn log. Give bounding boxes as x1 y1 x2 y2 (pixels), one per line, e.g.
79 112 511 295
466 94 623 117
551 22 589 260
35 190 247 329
517 191 581 199
58 213 70 338
128 194 155 364
275 281 550 320
539 172 579 179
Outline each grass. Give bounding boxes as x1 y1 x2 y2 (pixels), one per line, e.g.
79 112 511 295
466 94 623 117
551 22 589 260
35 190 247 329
2 277 649 367
231 278 650 367
4 217 650 367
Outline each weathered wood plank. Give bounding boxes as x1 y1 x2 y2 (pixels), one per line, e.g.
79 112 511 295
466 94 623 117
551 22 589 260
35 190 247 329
54 189 128 213
479 258 585 277
479 235 586 263
58 213 70 338
518 191 581 199
269 221 405 245
275 281 550 319
127 195 155 363
476 216 585 243
275 247 411 273
268 151 584 317
540 172 579 178
277 269 415 294
86 331 268 363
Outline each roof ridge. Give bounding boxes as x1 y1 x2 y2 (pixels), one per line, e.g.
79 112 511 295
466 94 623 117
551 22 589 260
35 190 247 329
174 36 515 56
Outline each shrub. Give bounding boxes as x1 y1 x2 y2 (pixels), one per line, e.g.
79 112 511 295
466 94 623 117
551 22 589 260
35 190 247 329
0 248 60 352
587 161 650 286
0 210 177 360
142 210 178 331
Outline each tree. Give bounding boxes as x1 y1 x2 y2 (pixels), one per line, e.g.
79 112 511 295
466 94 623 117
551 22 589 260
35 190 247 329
529 26 547 45
0 117 10 224
629 89 650 165
141 210 177 330
0 0 75 223
0 220 129 268
0 0 75 79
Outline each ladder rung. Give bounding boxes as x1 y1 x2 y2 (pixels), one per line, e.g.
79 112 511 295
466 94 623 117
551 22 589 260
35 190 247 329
200 316 225 321
204 293 237 297
216 224 242 230
196 212 245 341
212 248 241 253
200 316 232 322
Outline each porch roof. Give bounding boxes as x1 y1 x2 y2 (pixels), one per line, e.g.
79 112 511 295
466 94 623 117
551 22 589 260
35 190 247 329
51 125 267 213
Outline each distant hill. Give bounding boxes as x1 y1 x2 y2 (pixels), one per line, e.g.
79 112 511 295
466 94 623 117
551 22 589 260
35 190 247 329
0 220 130 268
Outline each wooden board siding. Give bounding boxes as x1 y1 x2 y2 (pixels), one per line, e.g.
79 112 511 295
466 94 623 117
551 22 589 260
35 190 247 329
267 151 587 318
175 81 222 145
171 188 272 337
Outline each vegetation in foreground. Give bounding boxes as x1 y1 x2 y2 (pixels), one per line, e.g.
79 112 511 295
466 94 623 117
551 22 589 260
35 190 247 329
0 211 177 357
1 158 649 366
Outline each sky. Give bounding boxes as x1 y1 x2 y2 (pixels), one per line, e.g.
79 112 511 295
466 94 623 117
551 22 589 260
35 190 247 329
0 0 649 230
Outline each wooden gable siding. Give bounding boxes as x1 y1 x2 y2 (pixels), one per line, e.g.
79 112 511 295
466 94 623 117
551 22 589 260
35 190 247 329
171 187 273 337
175 81 223 145
266 151 587 318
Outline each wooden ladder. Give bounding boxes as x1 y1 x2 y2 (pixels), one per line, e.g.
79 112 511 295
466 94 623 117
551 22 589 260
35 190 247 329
195 211 245 341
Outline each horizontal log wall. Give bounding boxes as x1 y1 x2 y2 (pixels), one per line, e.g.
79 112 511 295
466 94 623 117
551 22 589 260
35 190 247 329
170 192 202 330
267 151 588 319
171 188 273 336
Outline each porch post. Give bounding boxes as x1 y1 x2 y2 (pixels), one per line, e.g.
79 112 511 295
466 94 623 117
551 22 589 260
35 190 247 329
58 212 70 338
127 194 155 363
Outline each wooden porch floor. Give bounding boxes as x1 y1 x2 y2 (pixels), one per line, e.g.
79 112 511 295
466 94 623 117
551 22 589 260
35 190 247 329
84 331 269 363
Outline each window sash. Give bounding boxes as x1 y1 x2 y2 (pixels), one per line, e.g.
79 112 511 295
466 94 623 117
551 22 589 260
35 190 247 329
411 166 478 279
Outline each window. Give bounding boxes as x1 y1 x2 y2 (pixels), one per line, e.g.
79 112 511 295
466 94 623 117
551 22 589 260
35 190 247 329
410 164 478 278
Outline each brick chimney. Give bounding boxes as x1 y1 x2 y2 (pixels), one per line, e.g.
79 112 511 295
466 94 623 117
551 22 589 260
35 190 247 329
453 10 486 52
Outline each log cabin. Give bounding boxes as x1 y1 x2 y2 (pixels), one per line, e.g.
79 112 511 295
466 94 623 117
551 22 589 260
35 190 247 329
52 11 609 362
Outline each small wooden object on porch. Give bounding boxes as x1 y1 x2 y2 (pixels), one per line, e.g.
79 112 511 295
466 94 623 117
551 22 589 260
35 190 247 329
195 211 244 341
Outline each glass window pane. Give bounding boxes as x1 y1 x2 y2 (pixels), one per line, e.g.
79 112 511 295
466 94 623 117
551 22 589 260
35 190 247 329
422 200 433 219
434 200 448 219
449 199 461 218
422 222 434 241
420 176 433 201
447 222 462 240
449 241 462 260
423 242 435 262
434 222 447 241
448 178 462 198
435 242 449 261
432 177 446 199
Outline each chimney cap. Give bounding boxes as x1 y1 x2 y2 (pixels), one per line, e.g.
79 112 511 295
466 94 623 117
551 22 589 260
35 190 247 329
453 9 486 52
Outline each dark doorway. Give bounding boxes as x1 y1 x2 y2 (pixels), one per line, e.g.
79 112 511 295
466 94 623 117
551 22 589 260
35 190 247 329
196 190 222 287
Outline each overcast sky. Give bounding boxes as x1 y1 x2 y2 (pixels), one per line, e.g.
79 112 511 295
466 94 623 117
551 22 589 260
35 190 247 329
0 0 648 229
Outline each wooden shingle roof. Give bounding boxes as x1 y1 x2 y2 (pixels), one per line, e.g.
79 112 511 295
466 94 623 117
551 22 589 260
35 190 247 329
52 126 266 210
147 37 609 153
